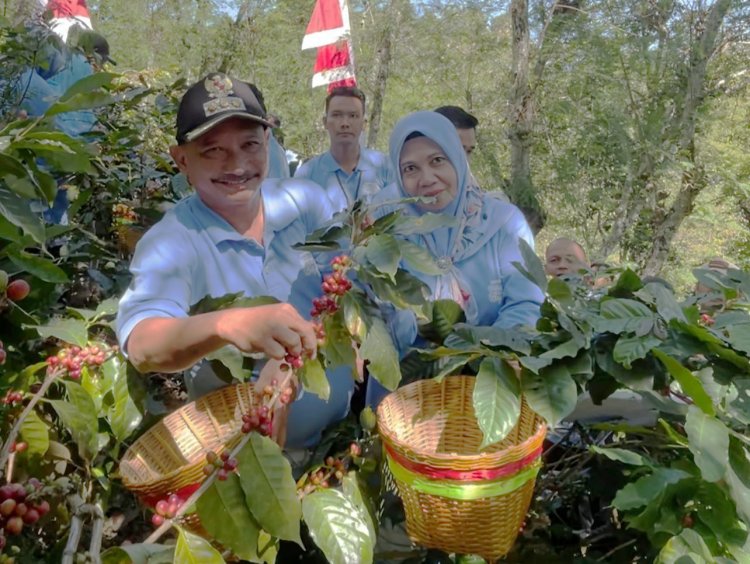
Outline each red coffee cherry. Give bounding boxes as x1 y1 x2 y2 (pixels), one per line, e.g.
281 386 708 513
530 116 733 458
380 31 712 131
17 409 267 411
6 279 31 302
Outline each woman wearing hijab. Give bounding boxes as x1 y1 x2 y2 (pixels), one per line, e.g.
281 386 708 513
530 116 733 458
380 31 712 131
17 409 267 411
366 110 544 406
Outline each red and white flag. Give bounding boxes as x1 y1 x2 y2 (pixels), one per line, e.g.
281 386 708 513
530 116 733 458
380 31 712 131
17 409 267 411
302 0 356 91
37 0 93 41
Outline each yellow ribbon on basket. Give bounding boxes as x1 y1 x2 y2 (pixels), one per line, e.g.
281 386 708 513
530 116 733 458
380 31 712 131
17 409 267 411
386 454 541 501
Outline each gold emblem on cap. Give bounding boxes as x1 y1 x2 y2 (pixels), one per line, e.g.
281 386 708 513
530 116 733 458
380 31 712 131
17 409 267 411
203 74 244 117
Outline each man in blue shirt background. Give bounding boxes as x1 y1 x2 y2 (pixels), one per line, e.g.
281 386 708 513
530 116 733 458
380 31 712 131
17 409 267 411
116 73 354 449
294 86 394 211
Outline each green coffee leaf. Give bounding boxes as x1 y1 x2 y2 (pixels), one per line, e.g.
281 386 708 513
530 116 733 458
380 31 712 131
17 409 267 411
474 358 521 447
302 488 374 564
173 527 224 564
196 476 261 561
237 434 302 543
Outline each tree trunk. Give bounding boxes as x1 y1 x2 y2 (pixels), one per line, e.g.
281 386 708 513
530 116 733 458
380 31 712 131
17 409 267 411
640 0 732 274
217 0 253 75
366 1 400 149
506 0 556 234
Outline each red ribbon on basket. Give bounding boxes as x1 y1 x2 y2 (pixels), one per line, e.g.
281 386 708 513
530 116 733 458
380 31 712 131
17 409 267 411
139 481 202 508
383 442 543 482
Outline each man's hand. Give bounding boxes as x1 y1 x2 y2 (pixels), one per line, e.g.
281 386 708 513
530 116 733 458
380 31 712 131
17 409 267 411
127 302 316 374
217 303 317 360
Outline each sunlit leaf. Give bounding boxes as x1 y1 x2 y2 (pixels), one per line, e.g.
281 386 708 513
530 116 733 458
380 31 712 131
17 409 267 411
237 434 302 543
19 410 49 456
298 357 330 400
29 317 88 347
173 527 224 564
360 316 400 391
655 529 714 564
107 357 146 442
302 488 374 564
50 381 100 461
653 350 715 416
685 406 728 482
196 476 261 561
474 358 521 447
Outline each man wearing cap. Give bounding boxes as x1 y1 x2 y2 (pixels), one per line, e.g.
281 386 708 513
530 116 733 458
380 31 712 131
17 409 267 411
116 73 354 450
294 86 394 211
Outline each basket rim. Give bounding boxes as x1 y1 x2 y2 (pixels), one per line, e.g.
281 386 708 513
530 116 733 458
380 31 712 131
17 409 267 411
119 382 252 487
376 375 546 464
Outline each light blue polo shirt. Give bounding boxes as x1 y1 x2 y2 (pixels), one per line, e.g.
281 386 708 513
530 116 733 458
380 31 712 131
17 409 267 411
116 178 354 448
294 148 395 211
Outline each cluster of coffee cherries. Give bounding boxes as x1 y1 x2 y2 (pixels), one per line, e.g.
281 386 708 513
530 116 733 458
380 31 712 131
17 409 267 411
310 255 353 319
0 479 49 549
112 203 137 224
1 391 22 407
45 344 113 380
202 451 238 481
240 377 296 435
297 443 361 497
699 313 716 326
150 493 185 527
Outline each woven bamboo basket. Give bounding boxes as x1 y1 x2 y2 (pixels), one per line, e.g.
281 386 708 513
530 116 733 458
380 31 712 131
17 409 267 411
377 376 546 561
119 383 257 498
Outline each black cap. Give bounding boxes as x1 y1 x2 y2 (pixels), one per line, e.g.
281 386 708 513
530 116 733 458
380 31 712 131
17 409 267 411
176 73 273 145
77 30 116 65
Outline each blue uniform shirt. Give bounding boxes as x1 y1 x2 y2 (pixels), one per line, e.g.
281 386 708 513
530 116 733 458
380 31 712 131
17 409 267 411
116 178 354 448
294 148 395 211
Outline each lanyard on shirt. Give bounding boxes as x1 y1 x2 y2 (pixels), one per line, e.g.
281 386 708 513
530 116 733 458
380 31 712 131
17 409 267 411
334 169 362 206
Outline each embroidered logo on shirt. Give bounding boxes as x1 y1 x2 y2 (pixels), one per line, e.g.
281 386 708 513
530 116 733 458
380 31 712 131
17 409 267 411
489 279 503 303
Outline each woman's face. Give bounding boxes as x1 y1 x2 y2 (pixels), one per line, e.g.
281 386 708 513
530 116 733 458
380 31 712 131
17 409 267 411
399 136 458 212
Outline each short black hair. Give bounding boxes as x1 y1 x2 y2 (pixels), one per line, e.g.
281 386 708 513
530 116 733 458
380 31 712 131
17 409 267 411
246 83 267 114
434 105 478 130
325 87 366 113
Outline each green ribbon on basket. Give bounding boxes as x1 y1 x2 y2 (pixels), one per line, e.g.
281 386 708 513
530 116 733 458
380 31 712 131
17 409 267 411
386 454 541 501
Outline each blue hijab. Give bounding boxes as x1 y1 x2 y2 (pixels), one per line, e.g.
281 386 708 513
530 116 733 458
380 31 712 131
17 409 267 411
375 111 503 322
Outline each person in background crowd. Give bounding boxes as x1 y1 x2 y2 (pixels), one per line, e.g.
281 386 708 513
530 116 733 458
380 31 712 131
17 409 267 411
15 27 114 224
366 111 543 407
294 86 394 211
545 237 590 278
434 105 478 159
435 104 509 203
116 73 354 450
